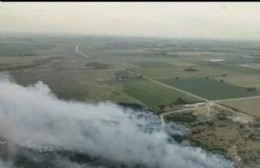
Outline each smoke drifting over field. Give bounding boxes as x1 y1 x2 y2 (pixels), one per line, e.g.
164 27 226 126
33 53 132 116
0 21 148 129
0 73 234 168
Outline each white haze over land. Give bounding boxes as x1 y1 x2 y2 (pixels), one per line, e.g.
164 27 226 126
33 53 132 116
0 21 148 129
0 73 234 168
1 2 260 40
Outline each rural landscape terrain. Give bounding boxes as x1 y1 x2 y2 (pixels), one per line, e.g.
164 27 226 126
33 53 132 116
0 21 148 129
0 32 260 168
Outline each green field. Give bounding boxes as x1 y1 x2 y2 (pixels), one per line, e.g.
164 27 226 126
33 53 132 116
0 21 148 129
122 78 200 112
160 77 260 100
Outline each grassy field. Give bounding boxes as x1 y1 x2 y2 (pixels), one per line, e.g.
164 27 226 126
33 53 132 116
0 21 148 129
238 64 260 70
219 98 260 117
122 78 200 112
217 63 260 75
0 36 57 57
160 77 260 100
214 74 260 90
135 63 242 80
0 56 49 69
129 61 171 68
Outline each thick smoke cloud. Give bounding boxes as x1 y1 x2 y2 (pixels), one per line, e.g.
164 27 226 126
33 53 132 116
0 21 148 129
0 73 234 168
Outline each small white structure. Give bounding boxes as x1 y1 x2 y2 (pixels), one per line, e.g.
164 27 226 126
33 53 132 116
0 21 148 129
206 58 224 65
206 58 224 62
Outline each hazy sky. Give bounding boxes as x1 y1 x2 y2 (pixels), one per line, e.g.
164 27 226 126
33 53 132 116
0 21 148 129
1 2 260 39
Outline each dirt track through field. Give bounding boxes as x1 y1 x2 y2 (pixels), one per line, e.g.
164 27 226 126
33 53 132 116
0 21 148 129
75 43 88 58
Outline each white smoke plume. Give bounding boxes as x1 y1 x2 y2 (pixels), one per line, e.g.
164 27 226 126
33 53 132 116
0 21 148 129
0 73 234 168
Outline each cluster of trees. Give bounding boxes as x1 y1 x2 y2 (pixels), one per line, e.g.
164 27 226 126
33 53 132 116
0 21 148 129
246 87 257 92
184 67 197 72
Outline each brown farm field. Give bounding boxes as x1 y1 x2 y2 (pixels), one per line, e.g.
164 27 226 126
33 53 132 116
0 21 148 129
219 97 260 117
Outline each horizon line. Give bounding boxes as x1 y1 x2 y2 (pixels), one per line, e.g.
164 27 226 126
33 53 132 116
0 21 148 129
1 30 260 42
